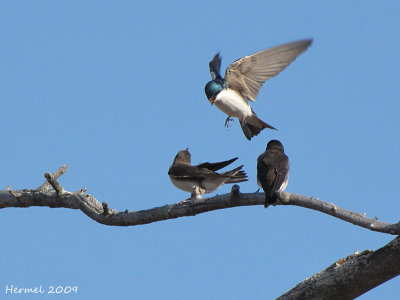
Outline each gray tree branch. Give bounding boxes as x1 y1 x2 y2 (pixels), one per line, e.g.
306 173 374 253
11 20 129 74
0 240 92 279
2 165 400 298
277 236 400 300
1 165 399 235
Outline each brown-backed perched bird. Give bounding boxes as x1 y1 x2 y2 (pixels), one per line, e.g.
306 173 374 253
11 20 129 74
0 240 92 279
257 140 289 207
205 39 312 140
168 149 248 199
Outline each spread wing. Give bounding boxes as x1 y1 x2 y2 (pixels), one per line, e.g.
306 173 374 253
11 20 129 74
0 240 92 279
196 157 238 171
209 53 223 80
225 39 312 102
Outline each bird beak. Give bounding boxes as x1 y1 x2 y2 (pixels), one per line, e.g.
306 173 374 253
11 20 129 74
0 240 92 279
210 98 215 106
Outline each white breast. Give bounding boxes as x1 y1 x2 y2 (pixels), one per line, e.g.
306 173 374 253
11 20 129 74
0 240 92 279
201 178 226 193
169 176 198 193
169 175 224 195
214 89 252 119
279 175 289 192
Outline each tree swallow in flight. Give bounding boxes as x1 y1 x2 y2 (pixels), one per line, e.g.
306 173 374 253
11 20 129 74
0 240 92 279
168 149 248 199
257 140 290 207
205 39 312 140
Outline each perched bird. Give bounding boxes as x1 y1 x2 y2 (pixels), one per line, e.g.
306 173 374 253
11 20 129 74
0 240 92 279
257 140 290 207
168 148 248 199
205 39 312 140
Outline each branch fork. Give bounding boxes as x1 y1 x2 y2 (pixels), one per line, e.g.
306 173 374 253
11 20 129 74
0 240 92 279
1 164 399 236
44 172 67 196
1 164 399 299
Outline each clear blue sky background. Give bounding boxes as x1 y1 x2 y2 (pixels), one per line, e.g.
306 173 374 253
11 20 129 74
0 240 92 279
1 1 399 299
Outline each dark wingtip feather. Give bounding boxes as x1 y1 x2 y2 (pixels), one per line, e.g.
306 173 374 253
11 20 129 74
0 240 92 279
225 157 239 164
196 157 238 171
209 52 222 80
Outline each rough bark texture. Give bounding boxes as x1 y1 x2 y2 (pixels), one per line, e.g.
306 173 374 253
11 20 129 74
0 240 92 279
1 165 399 235
277 236 400 300
2 165 400 298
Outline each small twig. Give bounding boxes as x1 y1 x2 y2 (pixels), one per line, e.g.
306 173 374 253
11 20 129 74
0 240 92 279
1 165 399 234
38 165 67 192
102 202 109 215
230 184 240 200
44 172 66 196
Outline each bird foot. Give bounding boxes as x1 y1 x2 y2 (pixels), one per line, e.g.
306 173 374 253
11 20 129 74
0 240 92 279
225 117 234 129
177 199 190 204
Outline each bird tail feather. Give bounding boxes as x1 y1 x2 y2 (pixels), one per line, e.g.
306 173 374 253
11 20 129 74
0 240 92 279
222 165 248 183
240 112 276 140
264 193 277 207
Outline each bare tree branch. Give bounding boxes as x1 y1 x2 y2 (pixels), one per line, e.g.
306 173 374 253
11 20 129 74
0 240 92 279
2 165 400 297
37 164 67 192
277 236 400 300
277 191 400 235
1 165 399 235
43 172 66 196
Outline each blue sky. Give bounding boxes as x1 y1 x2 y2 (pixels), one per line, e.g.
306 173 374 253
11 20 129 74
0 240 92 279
1 1 399 299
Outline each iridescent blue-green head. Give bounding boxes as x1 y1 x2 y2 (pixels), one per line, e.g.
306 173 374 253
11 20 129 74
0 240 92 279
205 80 224 104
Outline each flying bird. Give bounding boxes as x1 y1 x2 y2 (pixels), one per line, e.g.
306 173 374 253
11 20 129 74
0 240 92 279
257 140 290 207
205 39 312 140
168 148 248 199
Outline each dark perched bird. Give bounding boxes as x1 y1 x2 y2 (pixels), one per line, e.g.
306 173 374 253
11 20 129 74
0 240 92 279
168 149 248 199
257 140 289 207
205 39 312 140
